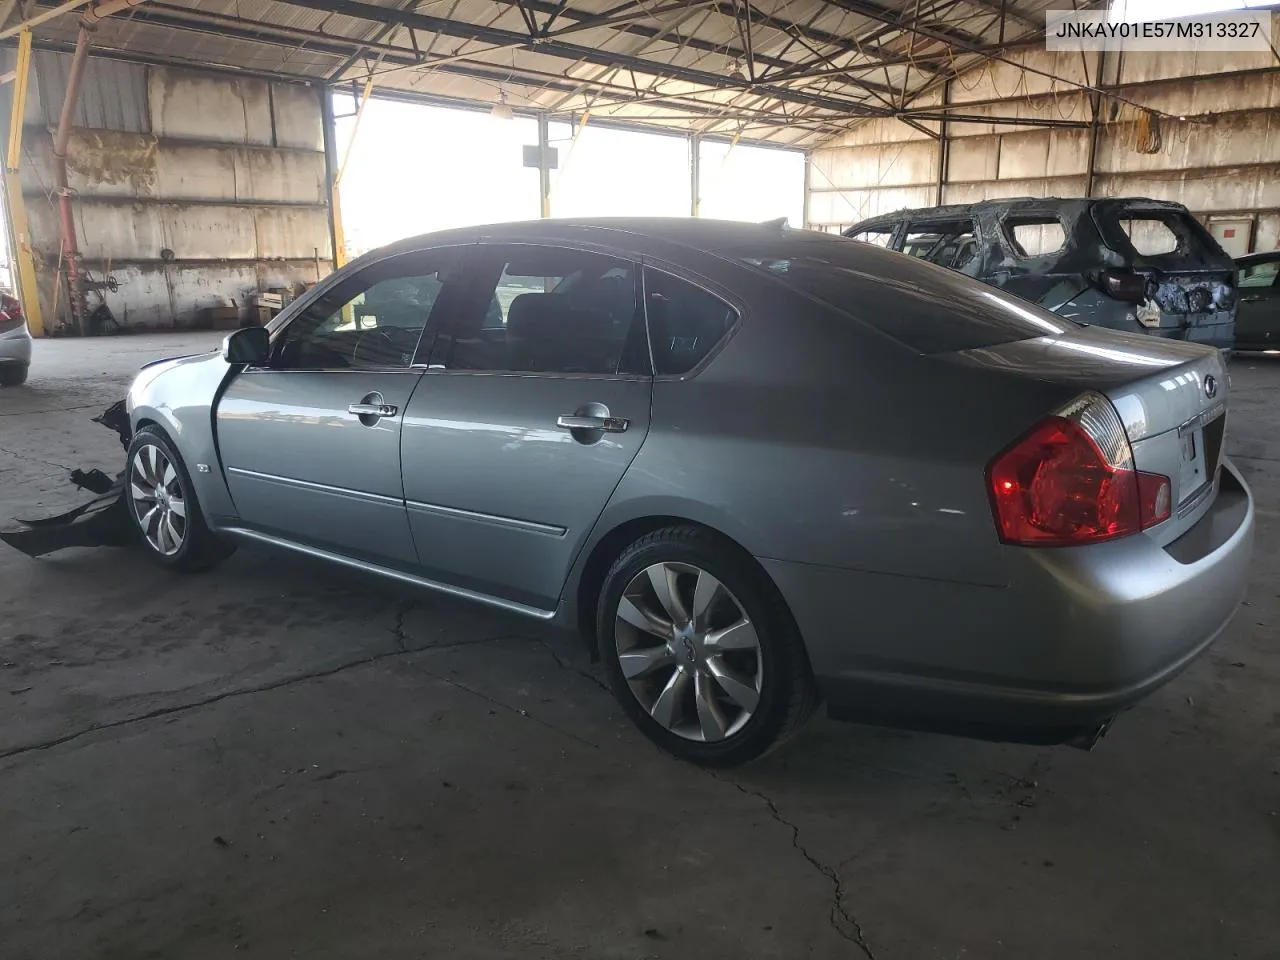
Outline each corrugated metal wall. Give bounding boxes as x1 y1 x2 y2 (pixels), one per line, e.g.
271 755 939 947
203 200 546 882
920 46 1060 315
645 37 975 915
807 51 1280 253
3 51 331 333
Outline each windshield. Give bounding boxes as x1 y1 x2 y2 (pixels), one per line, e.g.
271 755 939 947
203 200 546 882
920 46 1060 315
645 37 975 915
726 233 1074 354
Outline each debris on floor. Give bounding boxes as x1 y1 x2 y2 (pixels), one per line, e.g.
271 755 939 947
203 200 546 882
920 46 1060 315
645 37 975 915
0 399 135 558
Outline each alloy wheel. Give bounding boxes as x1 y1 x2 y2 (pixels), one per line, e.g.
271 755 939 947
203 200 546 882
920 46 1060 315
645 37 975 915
129 443 188 557
614 562 763 742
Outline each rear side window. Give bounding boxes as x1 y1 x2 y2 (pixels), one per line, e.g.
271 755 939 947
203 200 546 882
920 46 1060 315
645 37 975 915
732 235 1073 354
846 226 895 248
643 269 738 375
903 219 978 270
1005 217 1067 257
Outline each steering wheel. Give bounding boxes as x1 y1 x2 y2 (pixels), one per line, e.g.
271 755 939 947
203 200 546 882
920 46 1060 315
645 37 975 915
352 327 403 367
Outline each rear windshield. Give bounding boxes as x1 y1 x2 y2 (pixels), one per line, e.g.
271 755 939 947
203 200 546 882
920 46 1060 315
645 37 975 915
725 233 1073 354
1092 204 1226 265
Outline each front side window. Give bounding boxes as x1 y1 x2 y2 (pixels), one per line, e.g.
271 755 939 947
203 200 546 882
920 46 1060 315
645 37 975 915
643 268 738 376
441 245 646 376
903 219 978 270
272 250 457 370
1238 258 1280 289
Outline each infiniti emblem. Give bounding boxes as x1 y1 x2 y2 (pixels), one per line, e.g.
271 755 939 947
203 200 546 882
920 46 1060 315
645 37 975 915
680 636 697 663
1204 374 1218 399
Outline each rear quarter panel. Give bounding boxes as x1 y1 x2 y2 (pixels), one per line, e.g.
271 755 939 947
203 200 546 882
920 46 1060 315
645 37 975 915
583 261 1080 593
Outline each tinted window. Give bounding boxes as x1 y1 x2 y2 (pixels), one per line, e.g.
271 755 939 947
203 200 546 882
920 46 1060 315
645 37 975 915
1006 217 1067 257
903 220 978 270
272 250 455 370
846 226 895 248
441 245 646 375
643 269 738 375
732 233 1072 354
1238 259 1280 289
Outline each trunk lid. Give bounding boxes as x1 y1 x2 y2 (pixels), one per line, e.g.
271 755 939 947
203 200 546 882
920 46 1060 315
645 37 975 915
952 325 1229 545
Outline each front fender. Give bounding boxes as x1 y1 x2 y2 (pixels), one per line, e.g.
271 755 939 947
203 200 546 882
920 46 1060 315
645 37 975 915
128 352 239 524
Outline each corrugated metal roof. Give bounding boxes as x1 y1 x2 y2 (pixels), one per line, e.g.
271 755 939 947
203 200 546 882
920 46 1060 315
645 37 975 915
11 0 1080 148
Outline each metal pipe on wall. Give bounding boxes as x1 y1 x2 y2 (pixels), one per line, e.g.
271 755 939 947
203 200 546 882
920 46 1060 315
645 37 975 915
51 22 92 333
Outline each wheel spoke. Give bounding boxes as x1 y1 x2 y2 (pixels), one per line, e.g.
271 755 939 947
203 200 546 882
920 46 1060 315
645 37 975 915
157 513 173 553
649 668 690 729
168 495 186 519
147 445 161 486
647 563 689 624
618 644 674 680
694 671 728 742
704 618 758 653
163 512 182 551
707 655 759 712
140 504 160 535
133 451 153 486
690 570 722 626
617 596 671 637
130 481 155 503
162 463 177 489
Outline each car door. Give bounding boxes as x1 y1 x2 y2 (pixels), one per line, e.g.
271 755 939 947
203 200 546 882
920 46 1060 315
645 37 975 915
215 246 464 566
399 242 653 611
1236 255 1280 347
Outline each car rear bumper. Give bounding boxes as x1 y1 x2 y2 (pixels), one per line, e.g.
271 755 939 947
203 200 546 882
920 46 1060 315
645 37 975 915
0 324 33 365
763 458 1254 743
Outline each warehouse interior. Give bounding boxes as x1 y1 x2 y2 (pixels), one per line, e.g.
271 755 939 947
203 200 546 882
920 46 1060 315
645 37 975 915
1 1 1278 958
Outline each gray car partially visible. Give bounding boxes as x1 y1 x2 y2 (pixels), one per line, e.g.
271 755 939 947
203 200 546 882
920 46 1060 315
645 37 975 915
109 219 1252 766
0 290 32 386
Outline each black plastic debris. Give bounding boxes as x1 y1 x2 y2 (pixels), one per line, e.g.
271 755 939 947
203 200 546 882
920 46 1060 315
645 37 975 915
0 399 136 558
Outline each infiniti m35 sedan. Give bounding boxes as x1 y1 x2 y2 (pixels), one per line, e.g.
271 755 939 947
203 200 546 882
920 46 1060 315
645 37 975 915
122 219 1253 766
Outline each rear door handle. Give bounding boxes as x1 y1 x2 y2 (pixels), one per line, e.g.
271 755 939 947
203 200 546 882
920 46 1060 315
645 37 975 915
556 415 629 433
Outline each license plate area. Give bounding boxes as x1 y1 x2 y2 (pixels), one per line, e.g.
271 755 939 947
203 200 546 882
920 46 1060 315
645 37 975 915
1177 406 1226 508
1178 429 1206 503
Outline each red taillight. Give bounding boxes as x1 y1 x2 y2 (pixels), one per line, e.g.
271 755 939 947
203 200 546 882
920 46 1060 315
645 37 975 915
1099 269 1147 303
988 394 1170 546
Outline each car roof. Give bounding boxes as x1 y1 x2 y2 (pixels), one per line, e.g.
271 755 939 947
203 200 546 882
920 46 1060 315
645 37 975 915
846 196 1188 233
1236 250 1280 267
363 217 852 266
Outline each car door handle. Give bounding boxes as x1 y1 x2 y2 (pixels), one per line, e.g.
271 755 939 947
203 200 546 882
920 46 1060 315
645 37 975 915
556 414 629 433
349 402 398 418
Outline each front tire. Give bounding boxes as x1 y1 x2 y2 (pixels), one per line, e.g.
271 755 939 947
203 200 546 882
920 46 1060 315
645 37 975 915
125 425 233 572
597 526 818 767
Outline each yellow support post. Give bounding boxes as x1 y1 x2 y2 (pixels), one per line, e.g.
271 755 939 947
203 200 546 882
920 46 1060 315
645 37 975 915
4 28 43 336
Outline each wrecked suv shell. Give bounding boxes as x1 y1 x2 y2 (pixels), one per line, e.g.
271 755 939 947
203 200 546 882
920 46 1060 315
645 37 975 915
843 197 1236 351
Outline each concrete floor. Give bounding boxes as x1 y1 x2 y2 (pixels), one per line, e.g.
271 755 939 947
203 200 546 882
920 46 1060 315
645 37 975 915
1 334 1278 960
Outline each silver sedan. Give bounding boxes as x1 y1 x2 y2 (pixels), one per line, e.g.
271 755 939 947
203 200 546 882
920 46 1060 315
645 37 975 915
121 219 1254 766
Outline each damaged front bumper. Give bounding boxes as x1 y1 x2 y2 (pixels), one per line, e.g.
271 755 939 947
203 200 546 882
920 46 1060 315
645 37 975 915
0 400 137 558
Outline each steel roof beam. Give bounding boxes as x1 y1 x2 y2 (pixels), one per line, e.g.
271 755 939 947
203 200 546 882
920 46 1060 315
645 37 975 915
271 0 899 117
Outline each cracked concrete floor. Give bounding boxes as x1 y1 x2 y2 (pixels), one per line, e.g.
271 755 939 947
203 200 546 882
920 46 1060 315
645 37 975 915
1 334 1279 960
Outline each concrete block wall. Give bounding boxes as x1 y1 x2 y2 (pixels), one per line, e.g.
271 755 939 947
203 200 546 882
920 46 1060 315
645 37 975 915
807 49 1280 253
2 52 332 333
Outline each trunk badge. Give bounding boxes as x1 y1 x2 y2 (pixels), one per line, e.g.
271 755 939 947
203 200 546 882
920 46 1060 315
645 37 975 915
1204 375 1218 399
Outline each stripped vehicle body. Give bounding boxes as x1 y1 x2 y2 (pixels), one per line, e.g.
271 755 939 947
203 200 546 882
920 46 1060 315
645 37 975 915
1 220 1255 766
844 198 1237 352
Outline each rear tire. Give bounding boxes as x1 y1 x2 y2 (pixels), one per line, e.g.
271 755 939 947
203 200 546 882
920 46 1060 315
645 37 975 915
596 525 818 767
125 425 234 572
0 363 28 386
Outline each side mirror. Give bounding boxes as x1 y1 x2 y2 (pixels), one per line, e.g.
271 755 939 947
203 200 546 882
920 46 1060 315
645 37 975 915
222 326 270 365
